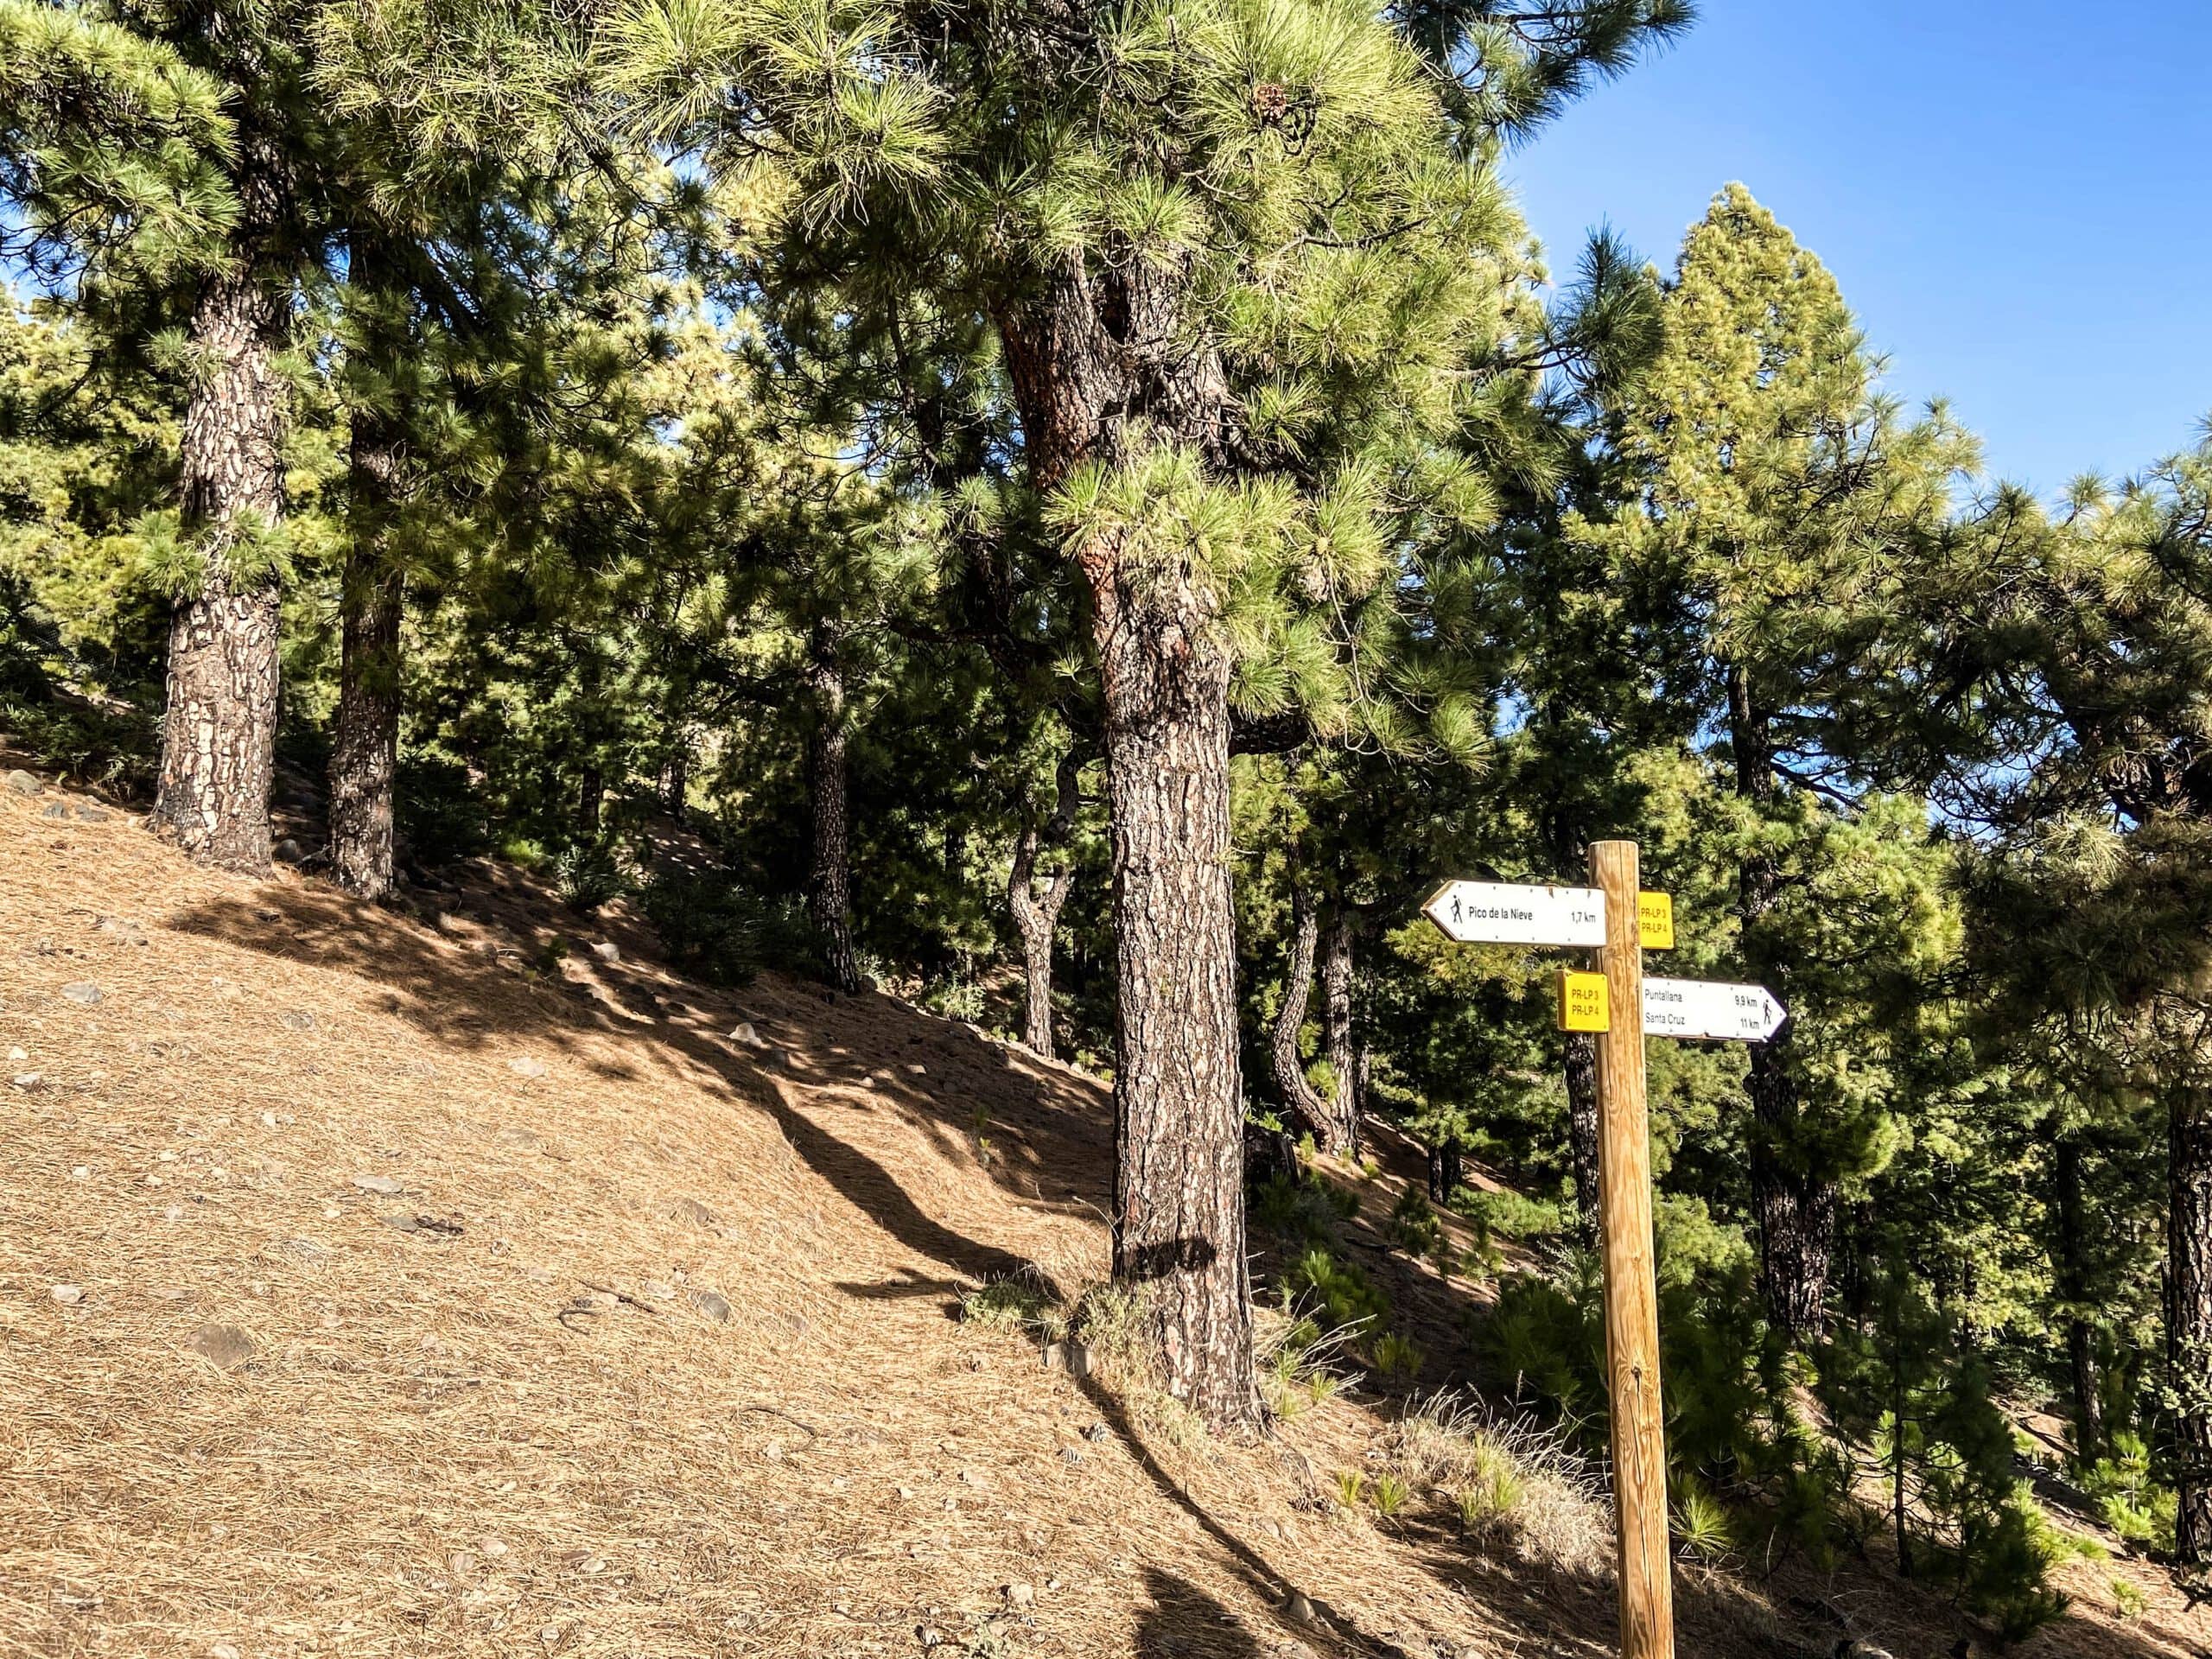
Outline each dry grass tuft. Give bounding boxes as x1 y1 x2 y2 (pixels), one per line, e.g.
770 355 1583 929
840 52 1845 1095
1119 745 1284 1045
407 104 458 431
1378 1393 1612 1580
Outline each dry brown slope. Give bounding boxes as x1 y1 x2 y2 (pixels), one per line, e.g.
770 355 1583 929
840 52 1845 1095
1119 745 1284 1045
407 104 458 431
1 775 2202 1659
0 779 1599 1659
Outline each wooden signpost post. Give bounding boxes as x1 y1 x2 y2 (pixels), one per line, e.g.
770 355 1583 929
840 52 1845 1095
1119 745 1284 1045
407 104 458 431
1588 840 1672 1659
1421 845 1787 1659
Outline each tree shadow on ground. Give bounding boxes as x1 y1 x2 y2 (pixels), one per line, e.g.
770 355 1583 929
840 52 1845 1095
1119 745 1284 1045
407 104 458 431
159 879 2198 1659
1135 1567 1265 1658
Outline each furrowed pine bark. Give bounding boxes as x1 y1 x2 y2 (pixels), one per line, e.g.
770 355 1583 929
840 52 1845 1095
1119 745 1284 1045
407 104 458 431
805 623 862 995
1000 244 1254 1431
327 243 406 899
1095 544 1255 1429
1271 886 1340 1151
2171 1084 2212 1562
150 256 289 874
1731 664 1833 1340
1321 905 1363 1158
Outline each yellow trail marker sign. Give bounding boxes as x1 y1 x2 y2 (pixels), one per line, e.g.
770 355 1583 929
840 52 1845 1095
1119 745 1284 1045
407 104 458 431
1557 970 1611 1032
1637 892 1675 950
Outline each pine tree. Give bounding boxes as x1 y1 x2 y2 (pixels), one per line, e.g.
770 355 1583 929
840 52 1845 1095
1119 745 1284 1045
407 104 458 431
1580 186 1974 1340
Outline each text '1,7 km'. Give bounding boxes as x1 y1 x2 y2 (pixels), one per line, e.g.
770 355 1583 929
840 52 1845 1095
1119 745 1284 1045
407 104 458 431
1421 880 1676 950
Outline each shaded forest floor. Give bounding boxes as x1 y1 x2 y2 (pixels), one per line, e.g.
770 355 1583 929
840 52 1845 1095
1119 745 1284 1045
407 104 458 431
0 765 2205 1658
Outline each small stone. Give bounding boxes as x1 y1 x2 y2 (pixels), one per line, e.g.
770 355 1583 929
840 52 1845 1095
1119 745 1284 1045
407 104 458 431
351 1173 404 1195
761 1440 784 1462
70 1165 89 1179
163 1205 187 1221
12 1072 41 1090
1003 1583 1035 1608
211 1644 241 1659
60 983 102 1006
7 1046 24 1061
4 769 41 796
380 1213 422 1233
73 804 110 823
50 1284 84 1306
280 1009 316 1031
509 1058 547 1078
958 1467 992 1490
896 1484 915 1500
188 1323 255 1370
687 1287 733 1324
480 1536 509 1558
591 940 620 962
906 1063 928 1077
92 916 145 944
41 802 67 819
643 1280 677 1300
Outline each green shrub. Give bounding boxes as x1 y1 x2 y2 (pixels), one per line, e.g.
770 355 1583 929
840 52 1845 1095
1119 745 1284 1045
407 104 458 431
2078 1431 2177 1553
1251 1168 1359 1249
1389 1185 1442 1256
1283 1247 1391 1348
555 838 626 912
639 866 819 986
1454 1187 1564 1242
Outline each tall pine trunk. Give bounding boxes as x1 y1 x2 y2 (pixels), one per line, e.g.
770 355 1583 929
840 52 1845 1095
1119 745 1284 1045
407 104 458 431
327 248 404 899
805 622 862 995
1096 554 1255 1429
1271 885 1338 1151
1007 753 1078 1060
2050 1128 2104 1464
1320 905 1363 1158
1000 248 1255 1431
2170 1084 2212 1561
1732 664 1833 1339
150 260 288 874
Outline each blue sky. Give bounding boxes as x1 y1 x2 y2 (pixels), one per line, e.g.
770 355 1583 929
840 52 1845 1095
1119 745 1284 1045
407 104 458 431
1503 0 2212 496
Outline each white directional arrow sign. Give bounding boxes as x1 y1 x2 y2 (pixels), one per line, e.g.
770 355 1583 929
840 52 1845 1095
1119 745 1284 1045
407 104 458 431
1642 976 1788 1043
1422 880 1607 948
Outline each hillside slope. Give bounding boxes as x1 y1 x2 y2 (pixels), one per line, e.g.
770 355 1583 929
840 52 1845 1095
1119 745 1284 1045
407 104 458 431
1 772 2204 1659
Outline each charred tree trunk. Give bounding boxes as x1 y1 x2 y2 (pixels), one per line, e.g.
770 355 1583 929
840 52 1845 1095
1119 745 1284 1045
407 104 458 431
577 765 604 842
1097 565 1255 1429
150 257 289 874
658 737 689 815
2171 1085 2212 1562
1271 885 1338 1151
1007 752 1080 1061
805 622 862 995
1320 905 1363 1159
1732 664 1833 1341
1427 1139 1463 1205
2050 1128 2104 1465
327 240 406 899
1565 1032 1603 1253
